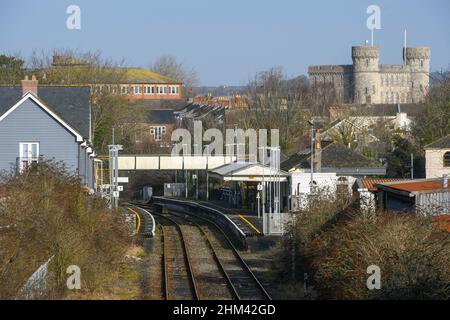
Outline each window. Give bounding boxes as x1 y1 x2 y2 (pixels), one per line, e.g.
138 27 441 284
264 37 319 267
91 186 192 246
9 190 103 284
150 126 166 141
170 86 179 95
157 86 167 94
133 85 142 94
19 142 39 172
121 86 129 94
444 152 450 167
144 86 153 95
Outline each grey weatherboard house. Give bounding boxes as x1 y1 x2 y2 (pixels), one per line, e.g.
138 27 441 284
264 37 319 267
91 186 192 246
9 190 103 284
0 78 95 190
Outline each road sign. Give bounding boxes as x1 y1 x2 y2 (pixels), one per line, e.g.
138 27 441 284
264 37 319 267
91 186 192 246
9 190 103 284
117 177 129 183
257 183 263 191
192 174 197 180
113 191 119 197
117 185 123 192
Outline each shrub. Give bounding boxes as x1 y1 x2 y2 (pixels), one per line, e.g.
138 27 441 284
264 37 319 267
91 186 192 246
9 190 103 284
0 161 131 299
308 212 450 299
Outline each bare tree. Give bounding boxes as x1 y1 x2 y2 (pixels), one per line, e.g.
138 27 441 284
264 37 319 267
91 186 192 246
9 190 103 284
27 49 145 153
149 55 199 88
237 67 312 154
413 69 450 148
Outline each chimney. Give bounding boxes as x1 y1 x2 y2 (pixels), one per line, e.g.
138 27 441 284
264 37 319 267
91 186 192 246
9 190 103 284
444 174 448 189
314 128 322 172
21 75 38 96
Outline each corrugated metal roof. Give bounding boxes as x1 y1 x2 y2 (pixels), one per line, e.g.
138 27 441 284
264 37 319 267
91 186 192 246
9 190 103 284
379 178 450 192
361 178 405 191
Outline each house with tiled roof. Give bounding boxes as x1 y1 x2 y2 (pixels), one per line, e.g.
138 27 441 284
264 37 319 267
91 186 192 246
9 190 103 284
281 131 386 210
425 134 450 178
0 76 96 190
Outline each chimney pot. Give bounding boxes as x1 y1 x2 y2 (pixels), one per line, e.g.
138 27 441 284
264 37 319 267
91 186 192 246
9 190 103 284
21 74 38 96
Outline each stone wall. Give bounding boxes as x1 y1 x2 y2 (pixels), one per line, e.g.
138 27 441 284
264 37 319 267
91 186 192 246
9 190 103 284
426 149 450 178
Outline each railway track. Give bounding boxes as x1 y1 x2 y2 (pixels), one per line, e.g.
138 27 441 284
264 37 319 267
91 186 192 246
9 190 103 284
136 203 271 300
156 213 199 300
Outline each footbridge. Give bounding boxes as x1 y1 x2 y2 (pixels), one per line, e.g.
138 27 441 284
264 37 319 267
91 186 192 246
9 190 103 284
118 155 237 170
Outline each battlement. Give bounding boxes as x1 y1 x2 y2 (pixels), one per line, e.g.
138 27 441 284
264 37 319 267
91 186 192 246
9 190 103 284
352 46 380 59
308 65 352 74
404 47 431 59
380 64 408 72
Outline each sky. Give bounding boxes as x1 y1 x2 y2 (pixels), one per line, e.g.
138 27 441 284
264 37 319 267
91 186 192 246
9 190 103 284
0 0 449 86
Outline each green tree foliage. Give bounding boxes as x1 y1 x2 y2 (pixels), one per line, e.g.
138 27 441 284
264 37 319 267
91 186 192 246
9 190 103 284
386 135 420 178
0 54 24 84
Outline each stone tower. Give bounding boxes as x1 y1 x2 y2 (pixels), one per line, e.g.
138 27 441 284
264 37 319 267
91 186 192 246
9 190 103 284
404 47 431 103
352 46 381 104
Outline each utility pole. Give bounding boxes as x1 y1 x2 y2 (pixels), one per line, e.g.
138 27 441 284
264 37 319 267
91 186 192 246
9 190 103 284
206 145 210 200
308 120 315 192
411 153 414 179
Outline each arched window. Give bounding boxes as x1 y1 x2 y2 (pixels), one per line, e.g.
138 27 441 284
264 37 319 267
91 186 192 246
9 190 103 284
444 152 450 167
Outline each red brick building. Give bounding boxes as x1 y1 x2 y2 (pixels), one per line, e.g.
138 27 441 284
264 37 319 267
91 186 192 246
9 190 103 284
49 55 183 101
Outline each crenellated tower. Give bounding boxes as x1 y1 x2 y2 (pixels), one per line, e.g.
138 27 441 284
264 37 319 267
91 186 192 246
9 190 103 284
352 46 381 104
404 47 431 103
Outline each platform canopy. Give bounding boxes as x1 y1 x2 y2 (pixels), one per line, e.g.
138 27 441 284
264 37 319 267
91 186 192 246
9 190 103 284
209 162 289 182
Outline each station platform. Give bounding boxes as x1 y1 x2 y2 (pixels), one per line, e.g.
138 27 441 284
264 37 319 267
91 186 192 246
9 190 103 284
197 200 264 237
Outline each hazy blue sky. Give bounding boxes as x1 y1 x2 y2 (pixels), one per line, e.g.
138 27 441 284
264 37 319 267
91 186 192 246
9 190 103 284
1 0 449 85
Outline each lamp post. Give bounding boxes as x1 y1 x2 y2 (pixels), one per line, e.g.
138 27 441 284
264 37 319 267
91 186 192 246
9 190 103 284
182 143 188 198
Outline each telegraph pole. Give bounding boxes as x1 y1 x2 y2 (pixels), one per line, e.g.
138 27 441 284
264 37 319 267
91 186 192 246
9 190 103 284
308 120 315 192
206 145 210 200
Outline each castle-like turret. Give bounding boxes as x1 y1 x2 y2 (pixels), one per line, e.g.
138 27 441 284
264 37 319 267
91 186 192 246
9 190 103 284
308 45 431 105
404 47 431 103
352 46 381 104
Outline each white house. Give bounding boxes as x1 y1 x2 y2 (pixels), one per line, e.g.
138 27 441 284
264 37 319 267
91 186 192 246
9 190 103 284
425 134 450 179
281 140 386 211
